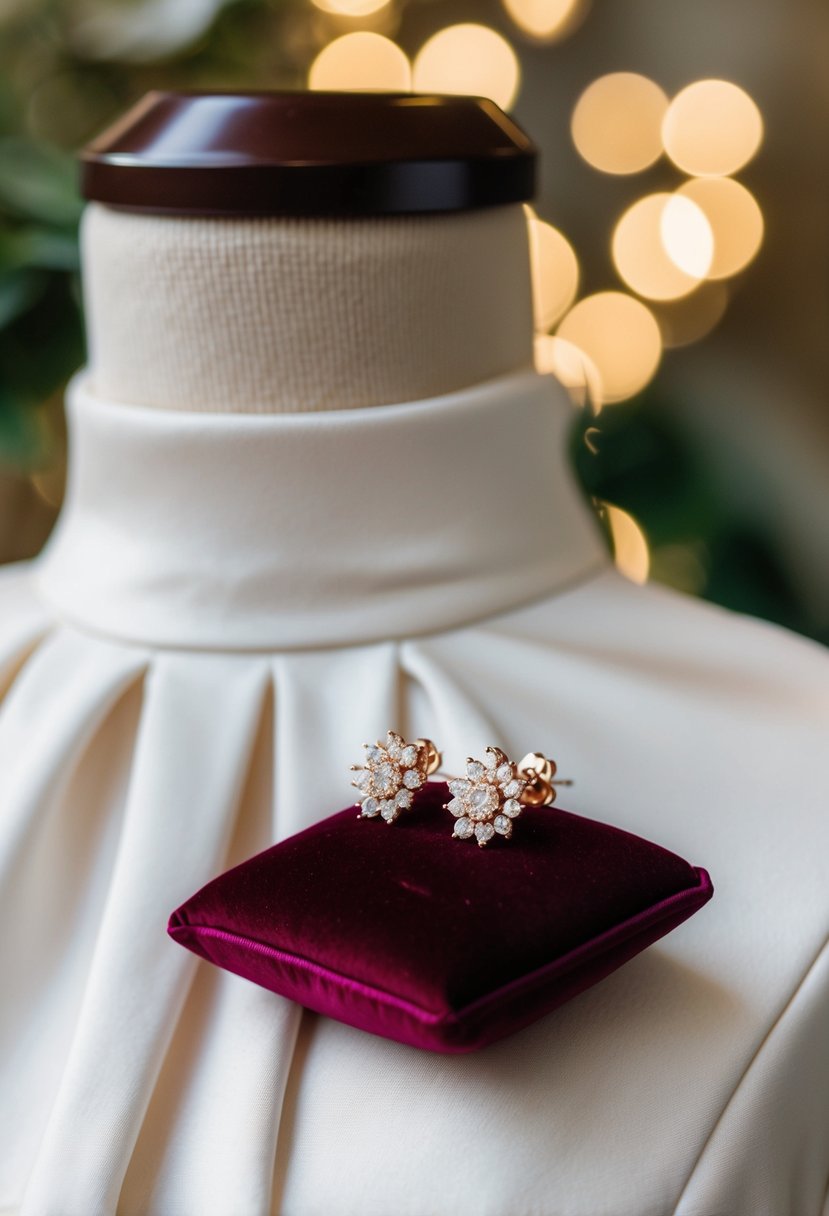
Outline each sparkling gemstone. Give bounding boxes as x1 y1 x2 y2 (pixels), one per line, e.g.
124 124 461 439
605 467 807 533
453 817 474 839
496 763 514 784
361 797 380 817
466 760 485 780
475 822 495 844
380 802 397 822
400 745 418 767
373 761 400 796
468 785 498 820
386 735 403 759
365 745 384 763
484 750 499 770
403 769 423 789
503 779 523 799
395 788 413 809
448 779 470 797
493 814 512 835
502 798 522 818
353 769 371 790
447 797 465 817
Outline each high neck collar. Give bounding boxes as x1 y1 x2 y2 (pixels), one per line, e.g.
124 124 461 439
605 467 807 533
37 369 609 651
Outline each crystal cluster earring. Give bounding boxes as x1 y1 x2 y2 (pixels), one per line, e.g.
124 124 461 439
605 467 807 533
445 748 569 848
351 731 442 823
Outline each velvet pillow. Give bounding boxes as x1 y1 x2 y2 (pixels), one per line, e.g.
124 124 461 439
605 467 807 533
168 782 712 1053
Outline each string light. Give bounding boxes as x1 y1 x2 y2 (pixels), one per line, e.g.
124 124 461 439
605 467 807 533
308 31 410 91
412 24 520 110
662 79 763 177
557 292 662 404
677 177 764 279
527 213 580 332
571 73 668 175
501 0 583 42
612 193 713 301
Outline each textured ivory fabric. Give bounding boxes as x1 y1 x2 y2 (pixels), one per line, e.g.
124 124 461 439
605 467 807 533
82 204 534 412
1 368 828 1215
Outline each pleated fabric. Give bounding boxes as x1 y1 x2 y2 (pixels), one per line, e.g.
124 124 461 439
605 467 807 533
1 369 828 1215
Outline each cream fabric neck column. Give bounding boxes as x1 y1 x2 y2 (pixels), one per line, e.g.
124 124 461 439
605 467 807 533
36 369 609 650
81 204 535 414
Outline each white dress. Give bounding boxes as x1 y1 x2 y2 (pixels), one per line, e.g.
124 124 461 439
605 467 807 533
1 368 828 1216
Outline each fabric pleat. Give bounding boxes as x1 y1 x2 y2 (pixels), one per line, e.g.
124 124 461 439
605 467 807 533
19 653 270 1216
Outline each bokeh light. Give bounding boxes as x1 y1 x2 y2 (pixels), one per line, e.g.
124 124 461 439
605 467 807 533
606 504 650 584
527 213 579 331
309 31 410 91
571 73 668 175
557 292 662 404
311 0 392 14
412 24 520 110
662 79 763 176
677 177 764 279
534 335 602 410
612 193 713 301
501 0 583 42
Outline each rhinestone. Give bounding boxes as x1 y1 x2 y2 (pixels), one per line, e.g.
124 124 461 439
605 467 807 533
503 779 523 799
373 761 400 796
395 788 413 809
453 817 474 839
503 798 522 818
361 797 380 817
380 802 397 822
403 769 423 789
447 797 465 817
475 822 495 844
448 779 470 797
496 763 514 784
386 734 403 759
466 760 485 780
493 814 512 835
353 769 371 790
468 785 497 820
365 744 384 763
484 750 499 770
400 745 418 767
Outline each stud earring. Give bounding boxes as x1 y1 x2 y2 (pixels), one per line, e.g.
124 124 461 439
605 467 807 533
445 748 571 847
352 730 442 823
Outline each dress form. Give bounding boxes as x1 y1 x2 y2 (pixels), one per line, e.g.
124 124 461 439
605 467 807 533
1 92 828 1216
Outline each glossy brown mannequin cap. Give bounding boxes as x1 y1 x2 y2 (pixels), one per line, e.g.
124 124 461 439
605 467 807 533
80 90 537 217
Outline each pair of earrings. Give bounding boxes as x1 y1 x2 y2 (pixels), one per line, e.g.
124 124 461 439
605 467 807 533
351 730 570 848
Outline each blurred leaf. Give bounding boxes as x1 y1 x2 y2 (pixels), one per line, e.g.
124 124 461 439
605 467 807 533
0 138 82 229
0 267 48 327
0 226 80 272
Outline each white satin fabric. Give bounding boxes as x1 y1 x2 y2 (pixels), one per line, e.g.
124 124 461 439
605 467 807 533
1 369 828 1216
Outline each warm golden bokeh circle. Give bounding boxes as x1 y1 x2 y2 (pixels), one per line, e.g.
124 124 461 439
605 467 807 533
571 73 668 175
308 32 411 91
501 0 584 42
677 177 764 279
612 193 713 301
557 292 662 404
412 24 521 110
311 0 392 14
605 504 650 584
528 216 580 332
662 79 763 176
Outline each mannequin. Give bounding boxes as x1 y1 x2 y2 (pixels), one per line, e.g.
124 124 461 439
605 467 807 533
1 92 829 1216
82 204 534 412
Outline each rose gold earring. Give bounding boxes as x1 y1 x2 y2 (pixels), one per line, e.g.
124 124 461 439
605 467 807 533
445 747 571 847
351 730 442 823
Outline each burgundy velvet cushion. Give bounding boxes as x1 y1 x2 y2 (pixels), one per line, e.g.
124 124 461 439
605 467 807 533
168 782 712 1053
